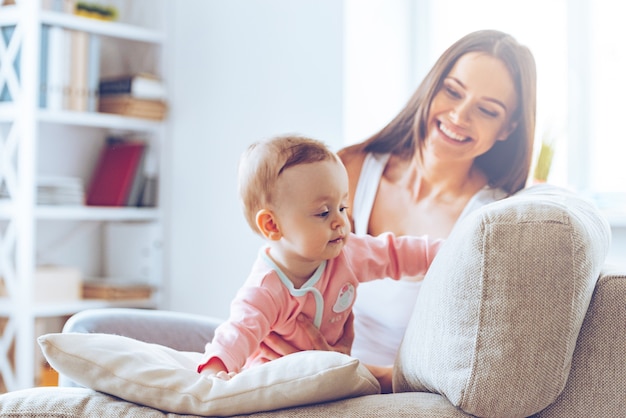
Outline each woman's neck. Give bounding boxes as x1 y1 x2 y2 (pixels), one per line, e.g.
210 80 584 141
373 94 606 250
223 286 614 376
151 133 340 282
387 154 487 203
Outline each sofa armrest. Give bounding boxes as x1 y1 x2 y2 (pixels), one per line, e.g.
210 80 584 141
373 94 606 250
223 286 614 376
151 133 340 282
62 308 224 352
535 266 626 417
393 185 612 417
59 308 223 387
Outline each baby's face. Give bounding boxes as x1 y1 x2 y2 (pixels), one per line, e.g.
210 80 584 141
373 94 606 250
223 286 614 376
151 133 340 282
271 159 350 263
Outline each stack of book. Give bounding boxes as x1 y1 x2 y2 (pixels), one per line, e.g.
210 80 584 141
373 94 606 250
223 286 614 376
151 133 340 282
82 279 154 300
37 1 118 111
40 24 101 112
37 176 85 205
86 136 157 207
0 177 84 205
98 73 167 120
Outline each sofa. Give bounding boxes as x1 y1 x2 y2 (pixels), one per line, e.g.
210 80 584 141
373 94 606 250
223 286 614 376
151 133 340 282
1 185 624 417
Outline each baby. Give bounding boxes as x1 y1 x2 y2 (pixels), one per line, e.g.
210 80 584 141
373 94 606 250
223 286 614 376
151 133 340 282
198 134 442 379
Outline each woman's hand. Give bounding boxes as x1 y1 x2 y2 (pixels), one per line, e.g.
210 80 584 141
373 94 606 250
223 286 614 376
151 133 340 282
364 364 393 394
258 312 355 360
298 312 355 355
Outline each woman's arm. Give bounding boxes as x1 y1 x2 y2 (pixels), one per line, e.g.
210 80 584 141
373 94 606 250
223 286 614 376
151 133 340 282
299 312 354 355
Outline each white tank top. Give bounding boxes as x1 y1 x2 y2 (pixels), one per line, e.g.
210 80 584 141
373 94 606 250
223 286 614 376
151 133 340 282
350 152 506 365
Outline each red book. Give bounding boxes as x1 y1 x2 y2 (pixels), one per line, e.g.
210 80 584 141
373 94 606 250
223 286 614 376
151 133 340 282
86 139 146 206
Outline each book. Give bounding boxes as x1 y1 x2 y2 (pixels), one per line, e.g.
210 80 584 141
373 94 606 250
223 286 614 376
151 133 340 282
86 34 101 112
98 73 166 100
39 25 50 107
98 96 167 120
41 0 76 13
86 138 146 206
45 25 69 110
138 176 158 207
125 145 147 206
68 30 89 111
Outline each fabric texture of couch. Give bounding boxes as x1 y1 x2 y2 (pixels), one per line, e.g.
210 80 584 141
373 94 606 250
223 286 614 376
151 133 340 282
1 185 624 417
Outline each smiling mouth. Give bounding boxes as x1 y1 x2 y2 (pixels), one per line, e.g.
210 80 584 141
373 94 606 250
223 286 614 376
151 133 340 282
439 122 470 142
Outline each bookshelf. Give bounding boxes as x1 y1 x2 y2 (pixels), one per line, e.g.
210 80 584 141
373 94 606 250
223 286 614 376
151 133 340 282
0 0 167 391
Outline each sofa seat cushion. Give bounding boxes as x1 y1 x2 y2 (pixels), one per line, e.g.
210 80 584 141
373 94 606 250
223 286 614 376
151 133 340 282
0 387 474 418
38 332 379 416
393 185 611 417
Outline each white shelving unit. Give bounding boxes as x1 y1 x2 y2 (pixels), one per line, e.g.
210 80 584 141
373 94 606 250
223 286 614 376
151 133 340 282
0 0 167 391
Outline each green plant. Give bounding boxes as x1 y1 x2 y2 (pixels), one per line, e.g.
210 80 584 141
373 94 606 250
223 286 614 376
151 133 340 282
533 135 555 182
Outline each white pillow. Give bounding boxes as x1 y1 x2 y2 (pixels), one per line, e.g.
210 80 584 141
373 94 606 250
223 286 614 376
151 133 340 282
38 333 380 416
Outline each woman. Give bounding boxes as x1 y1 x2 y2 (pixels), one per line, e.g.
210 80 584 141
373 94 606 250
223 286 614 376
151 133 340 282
266 29 537 392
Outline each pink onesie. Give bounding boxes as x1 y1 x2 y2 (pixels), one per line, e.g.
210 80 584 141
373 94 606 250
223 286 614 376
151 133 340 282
198 232 441 373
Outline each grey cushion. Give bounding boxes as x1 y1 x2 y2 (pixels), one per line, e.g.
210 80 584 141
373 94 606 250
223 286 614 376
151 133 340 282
393 185 611 417
59 308 223 387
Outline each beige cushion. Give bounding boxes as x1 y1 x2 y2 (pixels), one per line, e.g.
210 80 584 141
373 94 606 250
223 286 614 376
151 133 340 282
38 332 380 416
0 387 472 418
393 185 611 417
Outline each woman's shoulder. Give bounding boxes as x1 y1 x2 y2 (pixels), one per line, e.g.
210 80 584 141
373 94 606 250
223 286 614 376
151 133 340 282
338 145 368 207
339 146 391 177
458 186 509 221
338 144 367 171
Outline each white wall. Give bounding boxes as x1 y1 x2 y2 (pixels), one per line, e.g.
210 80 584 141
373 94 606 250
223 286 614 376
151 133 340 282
164 1 625 319
166 0 345 318
343 0 414 144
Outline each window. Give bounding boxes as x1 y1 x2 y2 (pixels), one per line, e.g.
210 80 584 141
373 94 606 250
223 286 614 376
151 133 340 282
585 1 626 194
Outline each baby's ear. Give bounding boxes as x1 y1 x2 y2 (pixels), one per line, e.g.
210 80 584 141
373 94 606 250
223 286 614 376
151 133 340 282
255 209 281 240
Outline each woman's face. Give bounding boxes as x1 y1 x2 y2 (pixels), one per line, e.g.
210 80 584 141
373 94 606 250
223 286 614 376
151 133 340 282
425 52 518 163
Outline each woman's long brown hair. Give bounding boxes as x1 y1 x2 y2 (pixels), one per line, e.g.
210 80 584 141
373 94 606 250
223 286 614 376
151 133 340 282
342 30 537 195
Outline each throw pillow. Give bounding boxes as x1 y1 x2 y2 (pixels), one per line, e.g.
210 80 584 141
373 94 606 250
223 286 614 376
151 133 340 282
393 185 611 417
38 332 380 416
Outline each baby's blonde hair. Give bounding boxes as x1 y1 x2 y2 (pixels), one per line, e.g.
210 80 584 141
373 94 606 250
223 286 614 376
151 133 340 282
238 134 338 235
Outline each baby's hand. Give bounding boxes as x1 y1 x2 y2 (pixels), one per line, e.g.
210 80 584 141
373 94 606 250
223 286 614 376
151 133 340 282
199 357 236 380
213 370 237 380
200 368 237 380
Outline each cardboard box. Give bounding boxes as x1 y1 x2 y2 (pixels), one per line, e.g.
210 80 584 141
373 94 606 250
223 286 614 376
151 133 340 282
34 266 82 303
0 266 82 303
